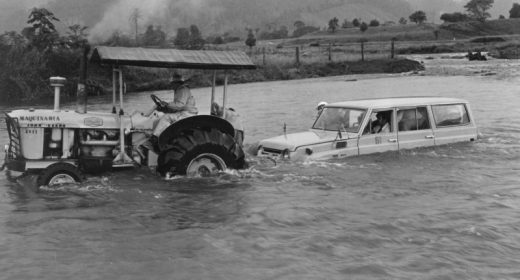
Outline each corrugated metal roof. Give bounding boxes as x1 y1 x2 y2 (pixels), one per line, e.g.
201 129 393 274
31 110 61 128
90 46 256 70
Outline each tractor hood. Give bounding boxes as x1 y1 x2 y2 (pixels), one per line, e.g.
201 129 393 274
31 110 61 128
7 109 129 129
259 130 336 152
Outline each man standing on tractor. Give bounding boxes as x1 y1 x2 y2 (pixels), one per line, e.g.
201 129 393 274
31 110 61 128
142 73 198 143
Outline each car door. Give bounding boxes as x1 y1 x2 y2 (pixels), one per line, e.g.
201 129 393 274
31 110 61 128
357 108 399 155
431 103 478 145
396 106 435 150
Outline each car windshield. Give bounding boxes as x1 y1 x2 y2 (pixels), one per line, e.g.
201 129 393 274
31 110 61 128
312 107 366 133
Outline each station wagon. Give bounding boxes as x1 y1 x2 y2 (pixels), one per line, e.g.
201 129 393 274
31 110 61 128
257 97 479 160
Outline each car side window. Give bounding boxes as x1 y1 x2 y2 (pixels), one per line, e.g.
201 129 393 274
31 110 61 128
363 110 393 134
397 106 431 132
432 104 470 127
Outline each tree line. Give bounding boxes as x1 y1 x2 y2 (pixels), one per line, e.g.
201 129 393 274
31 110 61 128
323 0 520 34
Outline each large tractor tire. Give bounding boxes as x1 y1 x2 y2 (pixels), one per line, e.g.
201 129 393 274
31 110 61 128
36 162 82 188
157 127 245 177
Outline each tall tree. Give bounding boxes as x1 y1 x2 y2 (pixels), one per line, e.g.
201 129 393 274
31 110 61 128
174 28 190 49
352 18 360 27
409 11 427 24
369 19 380 27
189 24 205 50
359 22 368 33
328 17 339 33
245 28 256 54
66 24 89 48
510 3 520 18
464 0 494 22
25 8 60 51
129 8 141 44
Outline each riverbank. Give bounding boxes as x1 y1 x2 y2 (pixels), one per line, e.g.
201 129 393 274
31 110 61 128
117 58 425 94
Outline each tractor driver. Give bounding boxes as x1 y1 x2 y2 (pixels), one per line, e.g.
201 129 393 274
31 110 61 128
141 73 198 142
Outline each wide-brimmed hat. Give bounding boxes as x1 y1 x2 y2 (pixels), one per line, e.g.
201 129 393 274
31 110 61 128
170 72 187 83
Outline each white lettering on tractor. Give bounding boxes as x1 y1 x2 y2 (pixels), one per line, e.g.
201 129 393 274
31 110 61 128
20 116 61 122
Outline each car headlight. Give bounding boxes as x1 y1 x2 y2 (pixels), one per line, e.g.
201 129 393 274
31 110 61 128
257 146 264 156
281 149 290 160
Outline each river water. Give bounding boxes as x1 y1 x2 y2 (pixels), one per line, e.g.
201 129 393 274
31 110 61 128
1 57 520 279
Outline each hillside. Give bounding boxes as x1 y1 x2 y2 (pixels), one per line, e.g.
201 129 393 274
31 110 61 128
440 19 520 38
282 19 520 46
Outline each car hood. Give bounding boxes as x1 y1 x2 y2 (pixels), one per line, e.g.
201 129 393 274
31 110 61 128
259 130 336 151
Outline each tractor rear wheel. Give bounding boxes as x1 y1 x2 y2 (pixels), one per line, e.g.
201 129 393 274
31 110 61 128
157 128 245 177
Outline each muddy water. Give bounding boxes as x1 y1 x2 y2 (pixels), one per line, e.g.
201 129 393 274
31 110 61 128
1 58 520 279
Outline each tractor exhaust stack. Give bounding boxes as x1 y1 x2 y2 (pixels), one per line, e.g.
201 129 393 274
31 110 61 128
50 76 66 112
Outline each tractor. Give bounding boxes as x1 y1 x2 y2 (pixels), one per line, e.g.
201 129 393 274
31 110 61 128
2 46 256 187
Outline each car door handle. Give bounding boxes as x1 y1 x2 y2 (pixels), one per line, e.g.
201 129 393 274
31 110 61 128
425 135 435 139
388 138 397 143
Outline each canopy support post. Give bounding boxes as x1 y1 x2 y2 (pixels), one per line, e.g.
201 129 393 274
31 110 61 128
113 67 133 166
118 69 124 115
112 67 117 114
210 70 216 112
222 72 228 119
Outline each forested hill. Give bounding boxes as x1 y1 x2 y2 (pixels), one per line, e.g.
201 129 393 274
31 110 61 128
0 0 457 41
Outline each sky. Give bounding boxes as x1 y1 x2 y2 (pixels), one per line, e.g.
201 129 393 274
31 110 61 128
0 0 516 41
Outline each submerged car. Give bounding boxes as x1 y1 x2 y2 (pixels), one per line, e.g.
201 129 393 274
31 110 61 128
257 97 479 160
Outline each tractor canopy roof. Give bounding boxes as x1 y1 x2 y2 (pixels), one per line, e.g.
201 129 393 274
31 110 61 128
90 46 256 70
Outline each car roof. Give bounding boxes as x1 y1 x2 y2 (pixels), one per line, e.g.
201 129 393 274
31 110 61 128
327 96 469 109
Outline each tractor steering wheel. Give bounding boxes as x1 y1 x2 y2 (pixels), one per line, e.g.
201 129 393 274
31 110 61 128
151 94 169 113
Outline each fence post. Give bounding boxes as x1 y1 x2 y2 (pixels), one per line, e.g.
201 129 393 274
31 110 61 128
360 41 365 61
391 38 395 59
263 47 266 65
295 46 300 66
328 43 332 61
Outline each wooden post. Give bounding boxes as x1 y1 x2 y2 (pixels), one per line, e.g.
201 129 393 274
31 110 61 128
391 38 395 59
295 46 300 66
263 47 266 65
361 41 365 61
328 43 332 61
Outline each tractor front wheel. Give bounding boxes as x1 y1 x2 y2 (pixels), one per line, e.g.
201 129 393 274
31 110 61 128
36 162 82 188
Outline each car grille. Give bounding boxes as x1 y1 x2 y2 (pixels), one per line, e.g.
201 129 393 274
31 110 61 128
261 147 282 155
5 114 22 160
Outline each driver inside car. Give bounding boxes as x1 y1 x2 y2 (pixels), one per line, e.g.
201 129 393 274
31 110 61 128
140 73 198 142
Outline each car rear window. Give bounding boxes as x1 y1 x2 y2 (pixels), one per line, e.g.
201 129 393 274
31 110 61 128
432 104 470 127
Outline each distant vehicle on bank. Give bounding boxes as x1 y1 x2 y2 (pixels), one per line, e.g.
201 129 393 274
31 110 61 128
257 97 479 160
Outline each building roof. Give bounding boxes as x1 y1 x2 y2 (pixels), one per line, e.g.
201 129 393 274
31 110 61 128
328 97 469 109
90 46 256 70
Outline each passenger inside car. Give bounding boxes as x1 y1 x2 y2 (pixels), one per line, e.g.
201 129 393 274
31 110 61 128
372 112 390 133
363 110 393 134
